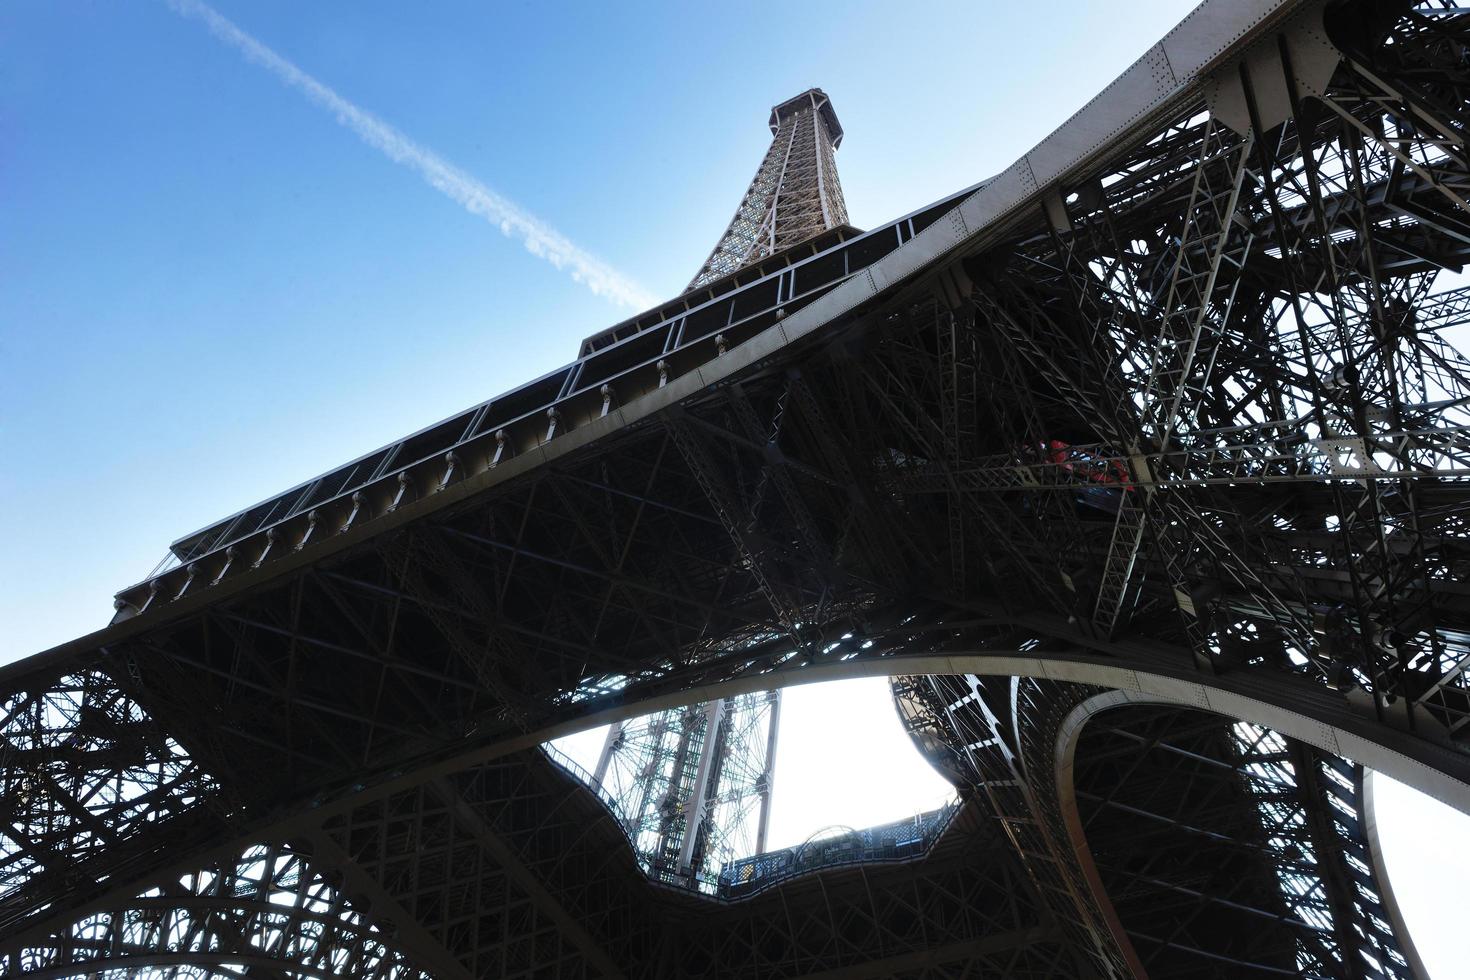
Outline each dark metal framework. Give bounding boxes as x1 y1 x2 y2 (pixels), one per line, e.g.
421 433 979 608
713 801 960 901
895 675 1421 978
4 0 1470 975
583 87 857 891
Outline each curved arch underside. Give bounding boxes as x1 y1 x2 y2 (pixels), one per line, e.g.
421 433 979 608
5 0 1470 975
1062 697 1426 978
1073 706 1324 977
895 675 1428 979
0 656 1442 980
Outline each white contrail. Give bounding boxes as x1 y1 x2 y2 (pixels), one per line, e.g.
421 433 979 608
165 0 657 311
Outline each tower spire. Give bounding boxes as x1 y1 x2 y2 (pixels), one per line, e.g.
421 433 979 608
687 88 849 291
583 91 851 890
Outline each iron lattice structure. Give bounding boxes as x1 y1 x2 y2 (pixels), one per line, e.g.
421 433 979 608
686 88 849 290
588 690 779 891
894 676 1425 978
587 88 854 890
5 0 1470 975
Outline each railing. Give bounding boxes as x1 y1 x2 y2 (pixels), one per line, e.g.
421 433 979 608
539 742 961 901
538 741 630 833
115 185 975 616
714 802 960 900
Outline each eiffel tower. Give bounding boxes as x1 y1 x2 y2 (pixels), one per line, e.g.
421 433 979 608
5 1 1470 977
687 88 849 290
586 87 848 894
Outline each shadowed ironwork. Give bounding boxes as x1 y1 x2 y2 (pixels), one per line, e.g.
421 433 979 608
3 1 1467 975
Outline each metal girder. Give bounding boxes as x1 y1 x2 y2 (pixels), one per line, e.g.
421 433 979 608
664 801 1066 979
787 928 1062 980
5 1 1470 977
896 675 1423 979
0 840 434 980
307 832 476 980
424 779 625 978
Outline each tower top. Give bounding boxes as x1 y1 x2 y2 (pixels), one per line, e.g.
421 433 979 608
685 87 850 291
770 88 843 149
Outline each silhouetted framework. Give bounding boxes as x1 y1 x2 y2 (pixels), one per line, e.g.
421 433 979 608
589 88 852 890
3 0 1468 975
589 690 778 891
895 676 1424 978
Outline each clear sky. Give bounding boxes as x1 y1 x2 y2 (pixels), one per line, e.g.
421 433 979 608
0 0 1219 657
552 676 960 854
0 2 1459 976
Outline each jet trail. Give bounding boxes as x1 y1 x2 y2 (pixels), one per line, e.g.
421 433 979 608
166 0 657 310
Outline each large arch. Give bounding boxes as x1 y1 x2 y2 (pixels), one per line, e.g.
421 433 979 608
1052 688 1430 979
470 652 1470 823
11 646 1464 972
1361 772 1433 980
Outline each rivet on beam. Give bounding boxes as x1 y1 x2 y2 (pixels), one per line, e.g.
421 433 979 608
388 472 413 512
213 545 238 585
254 528 281 568
344 492 366 531
296 510 320 551
439 452 462 491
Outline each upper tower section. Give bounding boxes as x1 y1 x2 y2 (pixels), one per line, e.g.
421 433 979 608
686 88 849 292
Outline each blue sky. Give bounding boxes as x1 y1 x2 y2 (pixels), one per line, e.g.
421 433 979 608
1 0 1213 656
2 2 1463 975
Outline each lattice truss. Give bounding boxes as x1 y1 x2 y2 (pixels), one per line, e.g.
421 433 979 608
881 0 1470 730
3 2 1470 976
0 677 426 979
0 672 212 906
590 690 777 891
1076 707 1414 979
687 88 848 290
893 675 1419 979
1230 722 1411 979
2 842 430 980
893 675 1138 979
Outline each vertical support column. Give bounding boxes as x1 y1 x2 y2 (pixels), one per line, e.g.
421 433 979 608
593 721 622 785
677 699 727 879
755 689 783 855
